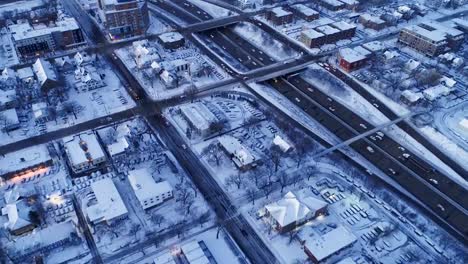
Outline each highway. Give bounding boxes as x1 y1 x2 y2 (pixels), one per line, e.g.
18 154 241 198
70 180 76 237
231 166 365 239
160 1 468 240
323 62 468 180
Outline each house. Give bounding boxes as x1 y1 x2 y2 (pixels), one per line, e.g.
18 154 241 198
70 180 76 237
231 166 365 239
0 144 52 180
338 48 368 72
267 7 294 26
32 58 59 91
263 191 328 233
63 132 107 174
158 32 185 49
404 59 421 73
32 102 50 122
1 188 37 236
87 178 128 225
54 56 74 71
7 220 78 263
422 84 454 101
73 52 94 66
359 14 387 31
300 226 357 263
218 135 258 171
133 40 160 69
0 89 17 111
128 168 173 210
16 67 34 83
1 68 16 84
318 0 345 11
0 108 20 132
179 103 218 136
74 66 104 91
401 90 423 105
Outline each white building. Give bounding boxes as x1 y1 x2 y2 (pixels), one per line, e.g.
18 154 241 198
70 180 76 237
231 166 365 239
128 168 173 210
74 65 104 91
0 108 20 132
0 144 52 180
180 241 211 264
218 135 258 170
32 102 50 122
133 40 160 69
273 135 293 153
179 103 218 136
301 226 357 263
87 178 128 225
263 191 328 233
63 132 106 173
16 66 34 83
33 58 59 91
422 84 454 101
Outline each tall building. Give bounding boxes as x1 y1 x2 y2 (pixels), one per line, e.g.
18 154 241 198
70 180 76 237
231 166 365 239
97 0 149 40
9 17 85 57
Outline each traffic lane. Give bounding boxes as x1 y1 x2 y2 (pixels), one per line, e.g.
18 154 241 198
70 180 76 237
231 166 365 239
172 0 213 21
269 81 467 237
149 117 277 264
289 75 468 207
152 0 201 24
329 65 468 179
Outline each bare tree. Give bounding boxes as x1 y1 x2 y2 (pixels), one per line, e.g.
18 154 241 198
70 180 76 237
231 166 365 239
277 171 290 193
246 188 257 205
151 213 165 228
261 181 274 199
306 166 315 181
225 171 243 189
197 210 211 227
270 145 283 172
62 101 82 119
290 173 302 187
183 194 196 215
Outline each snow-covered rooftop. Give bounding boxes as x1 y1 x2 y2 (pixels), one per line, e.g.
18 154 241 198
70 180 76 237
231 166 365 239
159 32 184 43
302 29 325 39
181 241 210 264
302 226 357 262
0 144 51 176
265 191 327 227
362 41 385 52
273 135 292 153
179 103 217 132
88 178 128 224
270 7 292 17
10 17 80 41
0 89 16 106
423 84 454 101
33 58 58 87
107 137 129 156
16 66 34 80
360 14 386 24
316 25 340 35
64 132 105 166
401 90 423 103
332 21 356 31
339 48 367 63
128 168 173 204
7 221 76 256
218 135 256 168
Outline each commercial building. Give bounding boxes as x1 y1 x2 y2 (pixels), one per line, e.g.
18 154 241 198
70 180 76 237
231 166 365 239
6 221 78 263
158 32 185 49
128 168 173 210
63 132 106 174
359 14 387 31
300 226 357 263
179 103 219 137
338 47 368 72
180 240 214 264
218 135 258 171
97 0 149 40
331 21 356 38
266 7 294 26
87 178 128 225
0 145 52 180
9 17 85 57
291 4 319 22
263 191 328 233
398 21 464 57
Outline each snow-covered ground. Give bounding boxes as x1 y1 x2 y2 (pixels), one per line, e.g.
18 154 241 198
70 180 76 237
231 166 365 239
115 37 229 101
0 54 136 147
190 0 232 18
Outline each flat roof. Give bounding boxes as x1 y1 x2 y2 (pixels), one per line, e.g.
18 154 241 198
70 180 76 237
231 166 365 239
10 17 80 41
303 226 357 262
0 89 16 106
332 21 356 31
302 29 325 39
292 4 319 17
316 25 340 35
362 41 385 52
159 32 184 43
339 48 367 63
271 7 292 17
360 14 386 24
128 168 173 203
0 144 51 176
0 108 19 125
88 178 128 223
64 132 105 166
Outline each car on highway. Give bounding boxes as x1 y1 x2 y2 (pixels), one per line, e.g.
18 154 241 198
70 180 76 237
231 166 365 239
181 144 187 150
